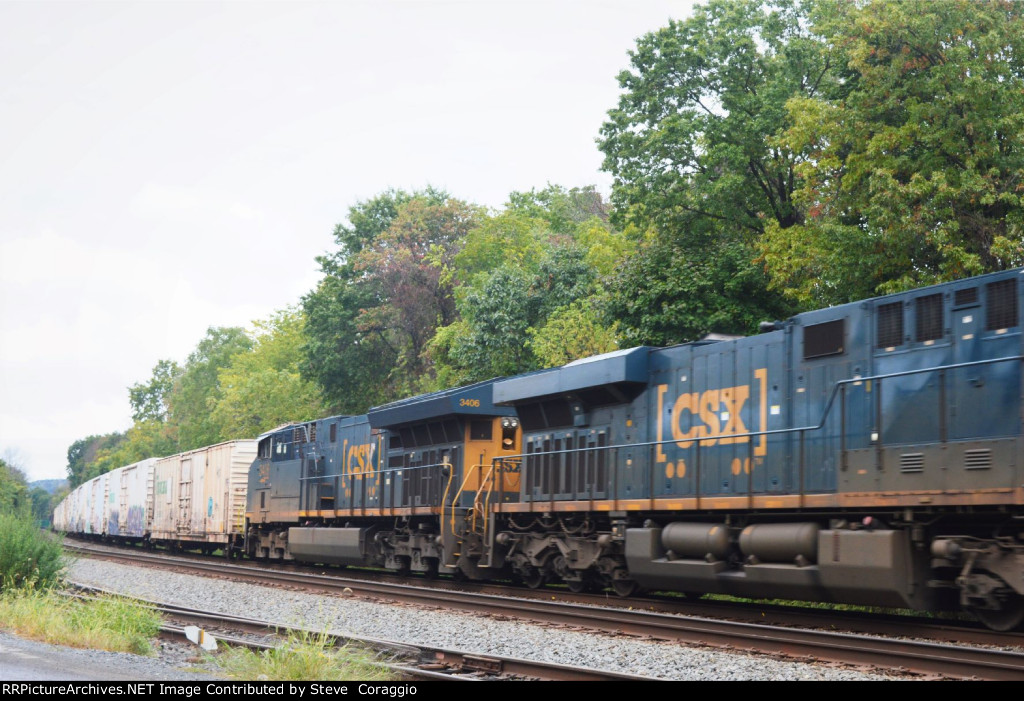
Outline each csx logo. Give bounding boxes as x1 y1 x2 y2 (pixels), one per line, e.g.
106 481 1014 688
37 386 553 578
656 369 768 460
343 441 375 477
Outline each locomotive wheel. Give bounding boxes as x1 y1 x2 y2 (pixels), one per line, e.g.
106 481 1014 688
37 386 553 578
423 558 439 580
970 595 1024 632
565 579 586 593
395 556 412 578
610 577 640 598
522 566 547 589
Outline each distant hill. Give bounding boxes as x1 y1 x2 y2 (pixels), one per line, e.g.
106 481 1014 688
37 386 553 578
29 479 68 494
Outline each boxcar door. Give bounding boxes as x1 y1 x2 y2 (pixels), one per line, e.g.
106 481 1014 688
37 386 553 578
178 458 192 534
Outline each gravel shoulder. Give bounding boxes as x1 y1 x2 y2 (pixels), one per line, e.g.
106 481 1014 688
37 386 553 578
64 558 903 681
0 630 222 681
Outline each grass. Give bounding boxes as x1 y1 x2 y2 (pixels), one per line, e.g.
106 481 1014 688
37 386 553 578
214 629 398 681
0 589 163 655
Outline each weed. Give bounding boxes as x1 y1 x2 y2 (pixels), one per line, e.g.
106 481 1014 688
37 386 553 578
214 629 398 681
0 514 64 591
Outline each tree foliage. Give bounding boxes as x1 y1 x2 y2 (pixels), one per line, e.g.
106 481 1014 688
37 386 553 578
529 299 620 368
431 186 628 384
0 458 29 518
167 326 252 450
761 0 1024 305
353 196 484 389
302 188 455 411
598 0 836 340
209 308 327 439
66 433 125 488
128 359 181 423
606 232 794 345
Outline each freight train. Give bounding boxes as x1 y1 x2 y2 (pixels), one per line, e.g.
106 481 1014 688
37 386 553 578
55 267 1024 630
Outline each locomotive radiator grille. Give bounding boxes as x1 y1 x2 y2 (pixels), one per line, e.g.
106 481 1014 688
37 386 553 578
899 453 924 473
964 448 992 470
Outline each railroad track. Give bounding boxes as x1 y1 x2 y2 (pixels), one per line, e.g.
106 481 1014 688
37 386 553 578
66 540 1024 680
72 584 646 681
65 536 1016 648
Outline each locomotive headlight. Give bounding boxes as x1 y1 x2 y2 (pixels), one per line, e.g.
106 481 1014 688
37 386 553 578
501 417 518 449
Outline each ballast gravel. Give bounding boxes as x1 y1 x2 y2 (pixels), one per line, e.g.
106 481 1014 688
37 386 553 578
66 558 902 681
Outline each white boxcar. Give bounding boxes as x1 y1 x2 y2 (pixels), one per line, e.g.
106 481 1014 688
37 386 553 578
102 458 157 538
65 486 82 533
151 440 256 548
52 492 68 532
86 472 107 535
118 457 156 538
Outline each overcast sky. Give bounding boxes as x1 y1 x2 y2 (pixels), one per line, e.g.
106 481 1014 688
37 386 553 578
0 0 694 482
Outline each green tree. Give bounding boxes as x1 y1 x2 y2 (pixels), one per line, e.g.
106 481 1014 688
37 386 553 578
303 189 449 412
438 246 599 383
454 211 551 284
303 269 401 414
529 298 620 368
353 197 484 391
0 458 28 517
210 308 327 439
598 0 829 340
762 0 1024 305
167 327 252 450
66 433 125 488
454 185 623 284
439 266 535 382
28 487 52 525
607 233 793 345
128 359 181 423
505 185 610 236
84 420 177 480
430 185 627 384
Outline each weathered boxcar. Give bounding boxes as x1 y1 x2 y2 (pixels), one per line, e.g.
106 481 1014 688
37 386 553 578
105 458 157 539
151 440 256 553
52 489 70 533
85 472 108 536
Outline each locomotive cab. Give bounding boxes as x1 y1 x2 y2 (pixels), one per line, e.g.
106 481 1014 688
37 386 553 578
367 380 520 578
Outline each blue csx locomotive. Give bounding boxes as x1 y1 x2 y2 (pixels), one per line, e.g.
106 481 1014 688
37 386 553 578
242 267 1024 629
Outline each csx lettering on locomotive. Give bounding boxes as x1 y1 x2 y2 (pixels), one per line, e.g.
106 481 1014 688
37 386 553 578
656 368 768 457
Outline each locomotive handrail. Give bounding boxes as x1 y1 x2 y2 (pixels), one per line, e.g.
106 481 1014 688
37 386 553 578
474 461 499 538
297 459 456 515
491 354 1024 509
445 462 480 537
